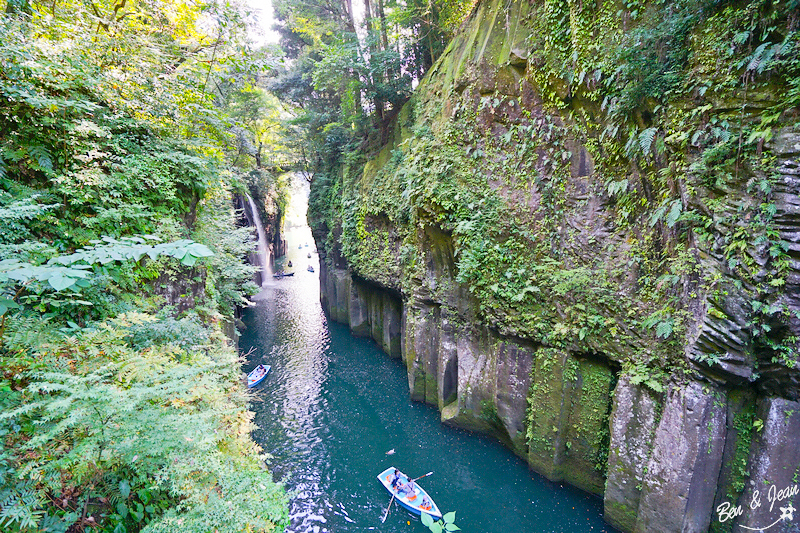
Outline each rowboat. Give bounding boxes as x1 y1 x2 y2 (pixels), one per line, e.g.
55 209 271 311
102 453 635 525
247 364 270 388
377 467 441 520
273 272 294 279
307 265 314 272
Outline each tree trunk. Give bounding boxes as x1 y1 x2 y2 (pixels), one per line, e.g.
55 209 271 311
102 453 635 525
376 0 389 50
341 0 363 114
363 0 385 122
342 0 357 33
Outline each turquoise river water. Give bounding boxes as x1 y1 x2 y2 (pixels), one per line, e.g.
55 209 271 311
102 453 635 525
240 176 617 533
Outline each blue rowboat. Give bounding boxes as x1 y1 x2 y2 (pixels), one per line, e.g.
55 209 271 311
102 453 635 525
377 467 441 520
247 364 270 388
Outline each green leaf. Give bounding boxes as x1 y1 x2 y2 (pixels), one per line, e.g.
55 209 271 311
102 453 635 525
666 200 682 228
116 502 128 519
646 379 664 393
648 202 669 227
607 179 628 196
443 511 456 524
119 480 131 499
179 254 198 267
638 127 657 154
0 297 20 315
137 489 151 505
421 512 434 527
430 522 443 533
656 320 673 339
47 272 78 292
445 524 460 531
185 242 213 257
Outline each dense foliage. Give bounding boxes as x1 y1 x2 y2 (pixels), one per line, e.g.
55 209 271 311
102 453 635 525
307 0 800 390
0 0 289 531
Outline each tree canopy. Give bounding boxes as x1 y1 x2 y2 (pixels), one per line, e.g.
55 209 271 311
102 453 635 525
267 0 476 170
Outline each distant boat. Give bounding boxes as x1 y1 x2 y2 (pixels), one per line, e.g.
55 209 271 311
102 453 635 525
273 272 295 279
378 467 441 520
307 265 314 272
298 245 302 249
307 253 312 258
305 243 309 247
247 364 270 388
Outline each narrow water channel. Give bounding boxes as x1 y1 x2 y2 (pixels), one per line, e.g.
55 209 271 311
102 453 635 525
240 175 616 533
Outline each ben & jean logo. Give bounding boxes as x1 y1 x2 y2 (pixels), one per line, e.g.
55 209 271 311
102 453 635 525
716 483 798 531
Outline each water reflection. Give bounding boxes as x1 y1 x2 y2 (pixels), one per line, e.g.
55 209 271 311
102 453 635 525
240 174 616 533
245 173 331 532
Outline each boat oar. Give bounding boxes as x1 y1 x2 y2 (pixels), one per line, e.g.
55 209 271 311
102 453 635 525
381 471 433 523
381 493 396 523
412 471 433 482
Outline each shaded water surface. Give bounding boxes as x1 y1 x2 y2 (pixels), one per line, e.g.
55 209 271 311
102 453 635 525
241 175 615 533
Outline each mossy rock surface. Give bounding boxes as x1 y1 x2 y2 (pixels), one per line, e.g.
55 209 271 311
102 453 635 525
309 0 800 530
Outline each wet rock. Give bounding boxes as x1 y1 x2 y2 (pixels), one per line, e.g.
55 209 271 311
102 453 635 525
320 265 352 324
440 324 498 433
687 290 755 384
560 356 616 494
711 389 757 531
404 302 441 405
635 380 727 533
349 281 371 337
604 376 663 532
494 341 535 454
526 349 615 494
526 348 572 481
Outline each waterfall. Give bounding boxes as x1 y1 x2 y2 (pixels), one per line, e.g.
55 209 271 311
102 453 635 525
246 194 273 286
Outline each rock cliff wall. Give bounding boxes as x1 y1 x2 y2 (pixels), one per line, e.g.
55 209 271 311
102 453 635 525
309 1 800 531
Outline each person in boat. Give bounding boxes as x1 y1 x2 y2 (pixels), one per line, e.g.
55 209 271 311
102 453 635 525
398 479 416 498
420 495 432 511
288 261 293 267
389 469 401 489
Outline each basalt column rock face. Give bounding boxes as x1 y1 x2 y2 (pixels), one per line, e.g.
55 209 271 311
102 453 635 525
604 376 664 532
525 349 616 495
319 260 617 492
635 381 727 533
309 0 800 531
